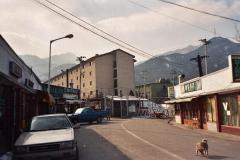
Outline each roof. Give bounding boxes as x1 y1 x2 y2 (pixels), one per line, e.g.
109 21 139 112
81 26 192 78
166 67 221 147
106 95 148 101
34 114 67 118
164 97 197 104
47 48 135 82
0 35 42 84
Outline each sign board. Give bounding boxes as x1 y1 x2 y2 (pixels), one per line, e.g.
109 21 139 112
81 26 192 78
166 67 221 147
9 61 22 78
231 55 240 82
168 86 175 98
227 110 231 116
63 94 78 100
182 80 202 93
223 102 228 111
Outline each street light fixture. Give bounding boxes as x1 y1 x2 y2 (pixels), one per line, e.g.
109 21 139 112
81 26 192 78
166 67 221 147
48 34 74 93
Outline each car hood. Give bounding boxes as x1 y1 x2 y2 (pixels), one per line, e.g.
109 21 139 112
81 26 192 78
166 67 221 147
14 128 74 146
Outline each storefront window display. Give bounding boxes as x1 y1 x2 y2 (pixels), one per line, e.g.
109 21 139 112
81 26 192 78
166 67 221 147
206 97 216 122
221 96 239 127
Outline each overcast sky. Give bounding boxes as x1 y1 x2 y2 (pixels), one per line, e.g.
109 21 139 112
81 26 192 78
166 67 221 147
1 0 240 61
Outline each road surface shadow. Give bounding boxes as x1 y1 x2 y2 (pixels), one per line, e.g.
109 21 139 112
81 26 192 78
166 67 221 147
208 155 230 159
76 126 129 160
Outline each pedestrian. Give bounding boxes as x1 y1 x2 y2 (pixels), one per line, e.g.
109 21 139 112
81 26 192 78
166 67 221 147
106 106 111 121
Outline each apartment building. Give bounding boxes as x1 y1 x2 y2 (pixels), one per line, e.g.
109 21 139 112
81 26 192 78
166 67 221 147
49 49 136 99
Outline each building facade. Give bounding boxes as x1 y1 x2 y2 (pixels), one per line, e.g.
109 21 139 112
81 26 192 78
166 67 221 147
166 55 240 136
49 49 136 100
135 79 171 103
0 35 42 148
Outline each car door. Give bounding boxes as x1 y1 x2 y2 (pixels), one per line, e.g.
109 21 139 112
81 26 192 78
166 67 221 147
85 108 97 122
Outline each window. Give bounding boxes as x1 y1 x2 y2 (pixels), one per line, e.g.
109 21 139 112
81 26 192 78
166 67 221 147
90 91 93 95
77 85 79 89
82 73 85 78
90 71 92 76
76 76 78 80
114 89 118 96
62 82 64 86
206 97 216 122
114 79 117 88
221 96 239 127
114 70 117 78
62 76 63 79
113 60 117 68
89 62 92 66
83 93 85 97
90 81 92 86
70 71 72 74
83 83 85 88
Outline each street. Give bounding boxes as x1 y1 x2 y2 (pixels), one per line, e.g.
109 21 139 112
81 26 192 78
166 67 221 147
76 118 240 160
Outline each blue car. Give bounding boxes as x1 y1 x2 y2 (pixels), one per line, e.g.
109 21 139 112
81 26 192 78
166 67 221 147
69 107 107 124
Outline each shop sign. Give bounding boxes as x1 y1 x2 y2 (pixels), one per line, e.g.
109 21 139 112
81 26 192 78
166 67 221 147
227 110 231 116
223 102 228 111
25 79 34 88
231 55 240 82
63 93 78 100
182 80 202 93
9 61 22 78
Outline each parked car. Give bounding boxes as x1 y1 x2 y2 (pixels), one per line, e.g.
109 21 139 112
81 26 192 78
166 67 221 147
69 107 107 124
13 114 79 160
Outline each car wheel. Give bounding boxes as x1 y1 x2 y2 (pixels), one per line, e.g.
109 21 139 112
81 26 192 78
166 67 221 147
97 117 103 124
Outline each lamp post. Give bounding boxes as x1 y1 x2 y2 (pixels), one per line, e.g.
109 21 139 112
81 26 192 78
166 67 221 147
48 34 73 93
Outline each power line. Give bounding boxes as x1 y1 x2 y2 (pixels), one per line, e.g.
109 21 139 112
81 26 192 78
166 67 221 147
128 0 238 42
32 0 185 66
127 0 214 34
33 0 151 58
157 0 240 23
44 0 154 58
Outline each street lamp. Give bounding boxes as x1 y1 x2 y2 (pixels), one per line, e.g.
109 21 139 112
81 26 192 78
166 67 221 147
48 34 73 93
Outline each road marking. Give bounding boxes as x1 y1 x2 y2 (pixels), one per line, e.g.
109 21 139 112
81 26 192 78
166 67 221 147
121 121 186 160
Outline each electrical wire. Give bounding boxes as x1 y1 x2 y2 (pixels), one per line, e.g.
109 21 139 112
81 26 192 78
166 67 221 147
127 0 215 34
32 0 185 66
157 0 240 23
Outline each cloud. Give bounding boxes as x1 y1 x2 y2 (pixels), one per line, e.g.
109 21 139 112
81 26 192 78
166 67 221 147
0 0 239 62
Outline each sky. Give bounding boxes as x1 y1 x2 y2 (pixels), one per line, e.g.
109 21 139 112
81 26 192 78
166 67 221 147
0 0 240 62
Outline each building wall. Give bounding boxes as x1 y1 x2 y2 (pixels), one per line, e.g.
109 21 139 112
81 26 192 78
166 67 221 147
95 53 114 96
116 50 135 96
0 37 42 90
49 49 135 99
81 60 96 99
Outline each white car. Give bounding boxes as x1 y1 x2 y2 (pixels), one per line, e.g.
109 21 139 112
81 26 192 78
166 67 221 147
13 114 79 160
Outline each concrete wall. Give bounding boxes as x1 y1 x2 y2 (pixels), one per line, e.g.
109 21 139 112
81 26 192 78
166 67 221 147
95 53 114 96
116 50 135 95
0 37 42 90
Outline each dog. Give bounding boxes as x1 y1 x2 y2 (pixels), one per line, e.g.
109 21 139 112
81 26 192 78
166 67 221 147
196 138 208 156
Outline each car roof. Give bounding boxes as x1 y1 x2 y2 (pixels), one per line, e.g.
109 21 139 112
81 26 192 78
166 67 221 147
33 114 67 118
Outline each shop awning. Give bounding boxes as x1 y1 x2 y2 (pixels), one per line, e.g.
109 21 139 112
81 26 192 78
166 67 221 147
38 91 55 105
66 99 82 104
164 97 197 104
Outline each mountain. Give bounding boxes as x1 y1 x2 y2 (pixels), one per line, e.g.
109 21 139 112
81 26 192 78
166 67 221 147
20 52 77 82
135 37 240 85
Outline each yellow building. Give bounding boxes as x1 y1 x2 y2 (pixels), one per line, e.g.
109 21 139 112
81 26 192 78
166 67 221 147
49 49 136 99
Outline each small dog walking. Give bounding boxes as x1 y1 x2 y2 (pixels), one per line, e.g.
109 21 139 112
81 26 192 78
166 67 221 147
196 139 208 156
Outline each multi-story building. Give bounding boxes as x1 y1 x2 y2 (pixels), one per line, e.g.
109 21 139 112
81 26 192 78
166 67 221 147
135 79 172 103
49 49 136 100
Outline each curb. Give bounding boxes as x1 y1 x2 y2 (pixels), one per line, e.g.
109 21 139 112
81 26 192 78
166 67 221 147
169 121 240 142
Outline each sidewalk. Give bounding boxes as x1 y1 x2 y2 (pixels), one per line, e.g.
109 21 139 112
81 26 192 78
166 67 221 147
168 119 240 142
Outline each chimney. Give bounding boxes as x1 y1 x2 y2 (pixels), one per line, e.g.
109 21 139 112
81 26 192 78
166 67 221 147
178 74 185 84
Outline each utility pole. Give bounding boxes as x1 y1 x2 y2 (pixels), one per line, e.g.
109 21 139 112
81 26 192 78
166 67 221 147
76 56 86 100
140 71 147 98
190 54 208 77
199 38 211 75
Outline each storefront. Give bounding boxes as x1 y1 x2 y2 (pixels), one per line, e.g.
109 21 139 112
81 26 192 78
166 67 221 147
42 84 80 113
218 92 240 135
0 35 42 149
166 55 240 135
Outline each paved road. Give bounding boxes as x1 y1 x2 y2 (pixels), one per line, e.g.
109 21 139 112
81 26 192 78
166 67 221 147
76 118 240 160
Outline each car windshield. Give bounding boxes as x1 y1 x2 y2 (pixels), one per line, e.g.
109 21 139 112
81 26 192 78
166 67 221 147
30 116 72 131
74 108 84 114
